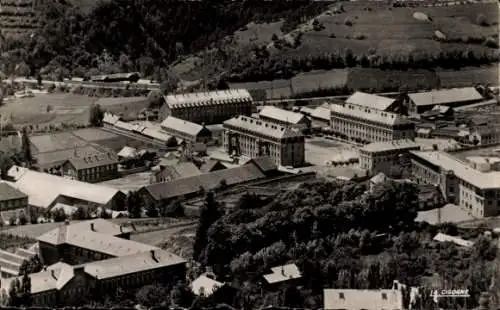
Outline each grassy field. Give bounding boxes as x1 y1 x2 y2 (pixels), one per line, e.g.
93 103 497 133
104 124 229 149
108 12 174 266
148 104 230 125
233 20 284 46
437 66 499 88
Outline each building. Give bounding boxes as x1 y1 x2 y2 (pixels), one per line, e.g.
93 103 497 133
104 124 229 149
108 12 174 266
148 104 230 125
258 106 311 130
324 287 403 310
199 159 227 174
310 103 331 128
117 146 138 160
263 263 302 289
468 125 500 146
160 89 253 125
345 91 398 112
138 161 268 205
330 103 415 144
6 166 126 211
190 275 225 297
0 182 28 213
369 172 390 192
160 116 212 144
410 151 500 218
223 115 305 167
433 233 474 248
407 87 484 114
61 152 119 183
153 161 202 183
421 105 454 120
359 139 421 176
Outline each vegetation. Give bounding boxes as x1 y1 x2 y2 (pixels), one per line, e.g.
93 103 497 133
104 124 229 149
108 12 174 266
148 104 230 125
8 274 31 306
88 103 104 127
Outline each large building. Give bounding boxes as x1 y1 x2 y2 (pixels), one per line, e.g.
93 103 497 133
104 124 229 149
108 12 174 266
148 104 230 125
324 287 403 310
410 151 500 218
258 106 311 130
160 116 212 144
345 91 399 112
6 166 126 211
62 152 119 183
160 89 253 124
330 103 415 143
223 115 305 167
407 87 484 114
0 182 28 214
0 219 187 306
359 139 421 176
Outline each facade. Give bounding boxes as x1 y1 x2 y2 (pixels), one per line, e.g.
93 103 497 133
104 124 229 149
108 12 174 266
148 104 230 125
324 287 403 310
410 151 500 218
407 87 484 114
345 91 398 112
0 182 28 213
258 106 311 130
468 125 500 146
330 103 415 143
160 89 253 124
359 139 421 176
223 115 305 167
62 153 119 183
160 116 212 144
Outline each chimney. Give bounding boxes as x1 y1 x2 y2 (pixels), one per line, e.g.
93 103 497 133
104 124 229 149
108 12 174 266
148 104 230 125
50 269 57 280
119 225 123 233
281 266 285 276
90 223 95 231
150 250 158 262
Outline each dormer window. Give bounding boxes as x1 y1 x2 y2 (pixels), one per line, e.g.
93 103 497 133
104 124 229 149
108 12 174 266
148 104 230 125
382 293 387 299
339 292 345 299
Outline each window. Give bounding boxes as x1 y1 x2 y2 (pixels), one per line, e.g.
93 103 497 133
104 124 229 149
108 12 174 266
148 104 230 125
382 293 387 299
339 292 345 299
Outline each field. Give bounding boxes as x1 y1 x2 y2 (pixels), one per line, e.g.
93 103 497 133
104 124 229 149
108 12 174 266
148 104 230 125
98 172 153 192
305 137 359 166
437 66 499 88
233 20 284 46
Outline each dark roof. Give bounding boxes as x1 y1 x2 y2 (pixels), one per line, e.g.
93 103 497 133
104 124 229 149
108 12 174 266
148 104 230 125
155 162 201 181
143 163 266 201
65 152 118 170
0 182 27 201
199 160 226 173
246 157 277 173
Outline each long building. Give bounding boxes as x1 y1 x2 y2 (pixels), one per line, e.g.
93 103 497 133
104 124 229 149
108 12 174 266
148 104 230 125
407 87 483 114
359 139 421 176
160 116 212 144
330 103 415 143
223 115 305 167
410 151 500 218
159 89 253 124
258 106 310 130
0 219 187 306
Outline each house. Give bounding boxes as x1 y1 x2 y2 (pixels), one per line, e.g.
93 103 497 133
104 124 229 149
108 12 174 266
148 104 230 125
6 166 126 211
153 161 202 183
369 172 390 191
433 233 474 248
323 287 403 310
191 274 225 297
263 263 302 289
468 125 500 146
160 116 212 144
199 159 227 174
0 182 28 214
258 106 311 130
61 152 119 183
407 87 484 113
117 146 138 160
345 91 398 112
244 156 279 176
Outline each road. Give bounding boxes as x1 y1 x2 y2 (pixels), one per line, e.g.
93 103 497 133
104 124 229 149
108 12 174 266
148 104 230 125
9 78 160 91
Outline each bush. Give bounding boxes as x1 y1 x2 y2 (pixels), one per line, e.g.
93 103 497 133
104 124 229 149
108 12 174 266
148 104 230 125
476 13 489 26
329 33 336 38
354 33 366 40
344 18 353 26
485 37 499 48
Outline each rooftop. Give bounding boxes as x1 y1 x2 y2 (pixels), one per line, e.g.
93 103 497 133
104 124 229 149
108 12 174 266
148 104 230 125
345 91 396 111
310 104 331 121
84 249 186 279
165 89 252 108
410 151 500 189
117 146 138 158
65 152 118 170
259 106 306 124
324 289 403 310
0 182 27 201
1 264 75 294
361 139 420 153
408 87 483 107
7 166 122 208
330 103 412 127
263 263 302 284
190 275 224 297
161 116 206 137
224 115 304 140
103 113 121 125
433 233 474 248
156 162 202 181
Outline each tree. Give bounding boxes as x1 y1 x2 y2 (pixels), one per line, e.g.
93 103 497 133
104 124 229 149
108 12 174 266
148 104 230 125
170 282 195 307
20 127 33 167
126 191 142 218
18 213 27 225
19 255 43 275
193 191 222 261
52 208 67 222
476 13 488 26
88 104 104 127
72 206 88 220
135 284 168 307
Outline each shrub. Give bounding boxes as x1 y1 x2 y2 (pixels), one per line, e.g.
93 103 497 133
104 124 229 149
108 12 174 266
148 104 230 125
329 33 336 38
354 33 366 40
485 37 499 48
344 18 353 26
368 47 377 55
476 13 489 26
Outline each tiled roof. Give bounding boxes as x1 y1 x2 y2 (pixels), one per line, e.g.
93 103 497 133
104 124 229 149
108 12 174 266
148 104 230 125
263 263 302 284
161 116 205 137
65 152 118 170
410 151 500 189
345 91 396 111
433 233 474 248
6 166 123 208
0 249 26 265
324 289 403 310
144 163 266 201
117 146 138 158
84 249 186 279
331 103 412 127
1 264 75 294
223 116 304 140
361 139 420 153
191 275 224 297
165 89 252 109
0 182 27 201
408 87 483 107
259 106 306 125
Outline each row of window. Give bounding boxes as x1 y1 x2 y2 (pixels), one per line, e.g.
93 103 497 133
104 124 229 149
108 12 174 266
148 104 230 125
0 197 26 210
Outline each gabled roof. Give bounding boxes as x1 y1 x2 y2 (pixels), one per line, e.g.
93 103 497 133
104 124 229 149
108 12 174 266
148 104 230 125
191 275 224 297
84 249 186 279
223 116 304 140
117 146 138 158
0 182 27 201
156 162 202 181
95 96 147 107
245 156 277 174
143 162 266 201
1 263 75 294
161 116 206 137
7 166 123 209
199 159 226 173
259 106 306 124
408 87 483 107
433 233 474 248
324 289 403 310
165 89 252 108
141 127 175 143
65 152 118 170
331 104 413 127
263 263 302 284
345 91 396 111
